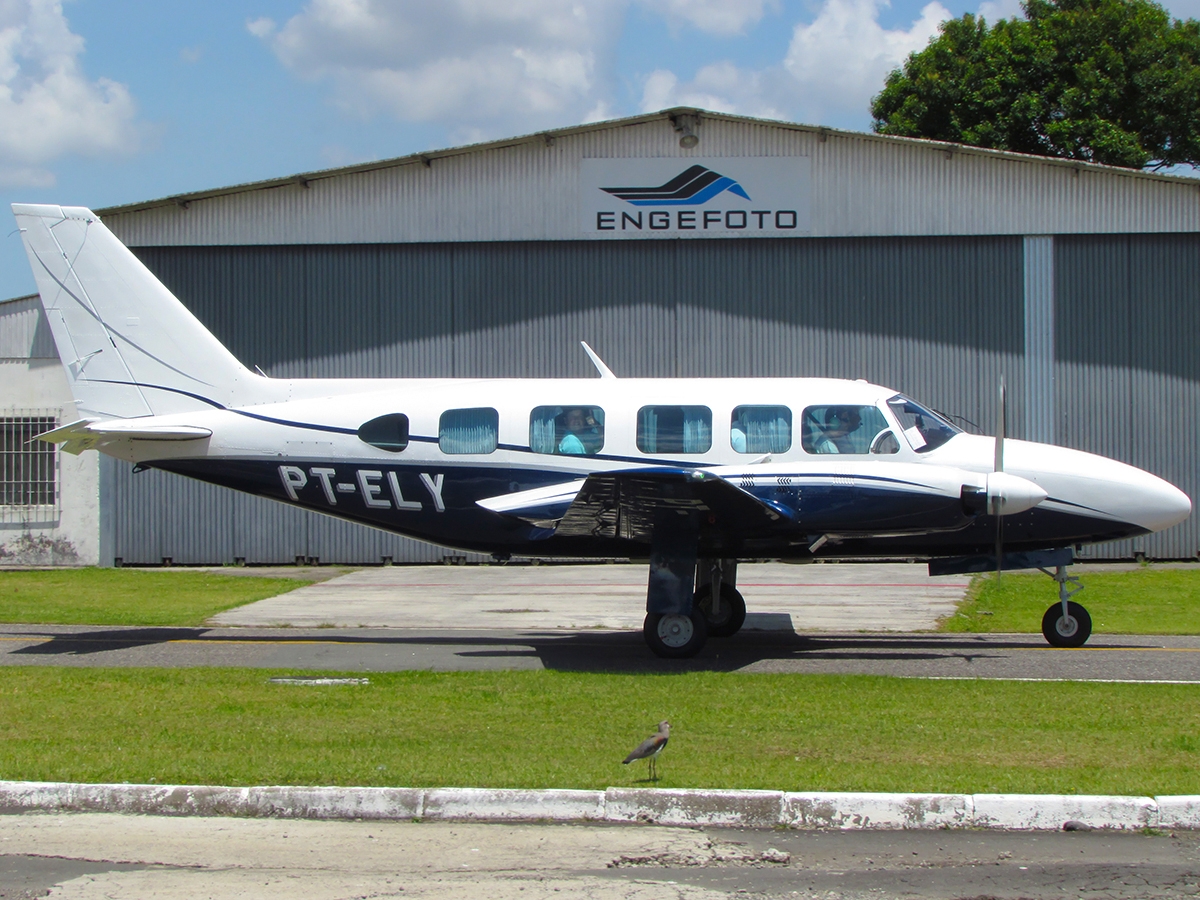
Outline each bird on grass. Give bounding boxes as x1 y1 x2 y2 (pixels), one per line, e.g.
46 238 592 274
623 720 670 781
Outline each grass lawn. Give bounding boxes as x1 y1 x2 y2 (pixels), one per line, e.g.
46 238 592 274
2 668 1198 795
0 568 308 626
940 567 1200 635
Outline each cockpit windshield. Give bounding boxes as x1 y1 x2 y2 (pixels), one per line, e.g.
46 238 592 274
887 395 961 453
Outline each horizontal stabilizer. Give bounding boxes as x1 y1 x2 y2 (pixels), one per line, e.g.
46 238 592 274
37 418 212 455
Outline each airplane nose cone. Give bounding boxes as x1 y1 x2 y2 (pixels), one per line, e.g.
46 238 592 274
1137 477 1192 533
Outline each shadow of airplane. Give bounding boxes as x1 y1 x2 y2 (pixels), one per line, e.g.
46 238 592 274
1 626 1130 674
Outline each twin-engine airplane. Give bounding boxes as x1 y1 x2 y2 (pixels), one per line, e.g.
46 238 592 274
14 204 1192 657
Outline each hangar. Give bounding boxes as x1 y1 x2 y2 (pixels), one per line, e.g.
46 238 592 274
1 108 1197 566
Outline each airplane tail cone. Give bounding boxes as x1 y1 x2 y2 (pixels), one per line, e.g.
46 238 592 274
12 203 261 420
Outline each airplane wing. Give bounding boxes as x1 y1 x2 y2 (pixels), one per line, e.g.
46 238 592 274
478 468 791 541
37 419 213 455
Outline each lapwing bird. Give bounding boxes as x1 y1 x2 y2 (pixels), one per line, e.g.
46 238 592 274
623 720 670 781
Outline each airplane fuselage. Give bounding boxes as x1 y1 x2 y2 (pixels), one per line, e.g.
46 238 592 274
91 375 1188 561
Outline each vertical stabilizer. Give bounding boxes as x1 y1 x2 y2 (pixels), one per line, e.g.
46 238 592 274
12 203 258 419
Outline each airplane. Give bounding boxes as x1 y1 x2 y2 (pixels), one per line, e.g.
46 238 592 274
12 203 1192 658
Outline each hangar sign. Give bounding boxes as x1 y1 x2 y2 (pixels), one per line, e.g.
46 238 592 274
581 157 810 237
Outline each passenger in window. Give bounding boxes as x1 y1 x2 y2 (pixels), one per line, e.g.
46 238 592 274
559 408 600 455
730 423 747 453
813 406 862 454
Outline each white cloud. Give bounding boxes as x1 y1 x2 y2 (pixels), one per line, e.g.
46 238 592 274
783 0 948 125
639 0 778 35
254 0 625 137
976 0 1023 23
639 63 784 118
245 17 276 39
637 0 947 129
0 0 141 186
252 0 957 140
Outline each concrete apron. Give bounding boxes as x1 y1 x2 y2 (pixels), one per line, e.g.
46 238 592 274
211 562 971 631
2 782 1197 831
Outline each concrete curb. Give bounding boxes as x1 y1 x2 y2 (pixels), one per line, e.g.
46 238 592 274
2 782 1198 830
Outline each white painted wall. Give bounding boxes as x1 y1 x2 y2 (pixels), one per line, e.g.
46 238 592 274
0 297 99 566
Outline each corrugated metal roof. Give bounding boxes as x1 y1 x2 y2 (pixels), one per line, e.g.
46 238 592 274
97 108 1200 247
97 108 1199 215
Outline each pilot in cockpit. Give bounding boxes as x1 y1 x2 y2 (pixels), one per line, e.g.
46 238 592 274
813 406 862 453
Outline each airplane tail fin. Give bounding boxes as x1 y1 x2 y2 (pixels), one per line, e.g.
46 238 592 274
12 203 260 419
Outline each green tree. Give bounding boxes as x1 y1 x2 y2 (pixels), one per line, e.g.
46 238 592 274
871 0 1200 169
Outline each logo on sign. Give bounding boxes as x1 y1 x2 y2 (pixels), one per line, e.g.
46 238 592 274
600 165 751 207
583 157 809 236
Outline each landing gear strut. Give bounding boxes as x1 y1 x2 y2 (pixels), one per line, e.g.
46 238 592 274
694 559 746 637
1039 564 1092 647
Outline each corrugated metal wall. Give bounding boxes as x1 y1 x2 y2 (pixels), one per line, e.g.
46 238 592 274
102 115 1200 249
102 235 1024 565
1056 234 1200 560
0 296 58 360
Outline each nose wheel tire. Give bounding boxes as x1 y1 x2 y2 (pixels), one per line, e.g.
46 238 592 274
1042 601 1092 648
695 583 747 637
643 610 709 658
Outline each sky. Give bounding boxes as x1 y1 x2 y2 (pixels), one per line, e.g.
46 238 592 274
2 0 1199 300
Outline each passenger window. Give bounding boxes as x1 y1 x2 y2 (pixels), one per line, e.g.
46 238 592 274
731 405 791 454
357 413 409 452
637 406 712 454
439 407 498 454
529 406 605 455
801 405 892 455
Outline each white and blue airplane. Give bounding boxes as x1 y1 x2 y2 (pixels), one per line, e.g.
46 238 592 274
13 204 1192 657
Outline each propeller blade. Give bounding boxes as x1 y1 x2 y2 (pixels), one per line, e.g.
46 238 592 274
994 374 1006 475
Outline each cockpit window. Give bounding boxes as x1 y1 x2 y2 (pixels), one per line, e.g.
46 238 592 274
801 405 892 455
530 406 605 455
357 413 409 452
887 395 961 453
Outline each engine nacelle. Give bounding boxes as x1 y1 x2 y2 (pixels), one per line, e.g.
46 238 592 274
961 472 1048 517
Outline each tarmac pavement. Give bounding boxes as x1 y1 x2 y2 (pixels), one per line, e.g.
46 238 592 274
211 562 970 631
3 563 1199 678
2 813 1199 899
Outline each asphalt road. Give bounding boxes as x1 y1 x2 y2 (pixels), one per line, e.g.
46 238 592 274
2 814 1199 899
2 623 1200 679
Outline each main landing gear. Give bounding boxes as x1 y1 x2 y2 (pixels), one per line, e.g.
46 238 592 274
642 558 746 658
1039 564 1092 648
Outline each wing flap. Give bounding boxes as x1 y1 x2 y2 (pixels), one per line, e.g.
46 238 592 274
479 468 789 542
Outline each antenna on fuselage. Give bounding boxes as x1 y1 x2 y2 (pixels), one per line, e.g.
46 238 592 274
580 341 617 379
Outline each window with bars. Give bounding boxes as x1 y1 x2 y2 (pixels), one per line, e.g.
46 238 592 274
1 415 57 507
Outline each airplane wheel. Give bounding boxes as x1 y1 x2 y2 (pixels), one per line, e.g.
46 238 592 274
1042 601 1092 648
643 610 708 658
695 583 746 637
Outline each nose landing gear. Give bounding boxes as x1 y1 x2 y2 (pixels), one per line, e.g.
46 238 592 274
1039 564 1091 647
